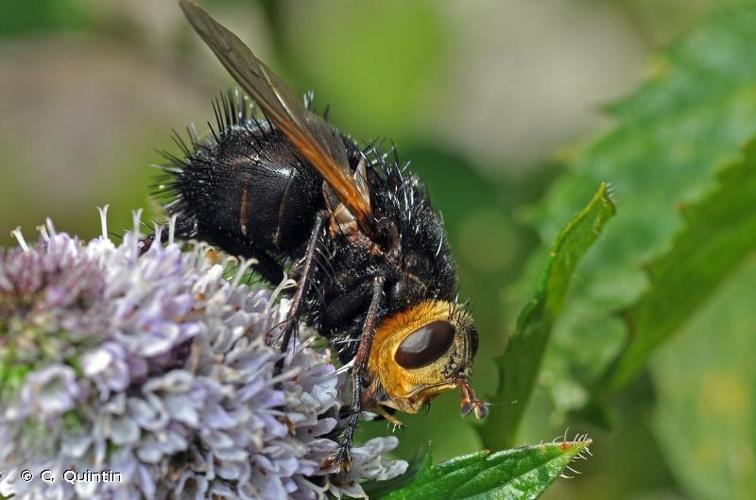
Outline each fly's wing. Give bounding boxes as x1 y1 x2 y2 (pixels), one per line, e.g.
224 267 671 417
179 0 374 235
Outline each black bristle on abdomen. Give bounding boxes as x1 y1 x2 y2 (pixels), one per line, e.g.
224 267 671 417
151 89 325 281
153 89 258 218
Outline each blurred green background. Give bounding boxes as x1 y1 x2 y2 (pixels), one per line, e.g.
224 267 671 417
1 1 750 499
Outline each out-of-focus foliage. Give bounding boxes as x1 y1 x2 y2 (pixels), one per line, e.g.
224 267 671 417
604 139 756 394
0 0 89 37
479 183 615 449
510 2 756 498
519 0 756 424
287 0 444 139
653 257 756 500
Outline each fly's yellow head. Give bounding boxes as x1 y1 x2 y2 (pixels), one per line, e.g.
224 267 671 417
366 300 487 419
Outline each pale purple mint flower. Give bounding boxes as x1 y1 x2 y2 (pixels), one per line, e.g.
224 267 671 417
0 209 406 499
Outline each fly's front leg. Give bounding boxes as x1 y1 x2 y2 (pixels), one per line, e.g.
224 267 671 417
322 275 385 472
274 210 328 376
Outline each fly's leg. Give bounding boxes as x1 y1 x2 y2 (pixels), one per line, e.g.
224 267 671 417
322 275 384 472
274 210 328 376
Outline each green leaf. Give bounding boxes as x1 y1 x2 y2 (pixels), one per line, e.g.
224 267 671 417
600 138 756 394
478 184 615 449
377 438 592 500
517 0 756 421
651 257 756 500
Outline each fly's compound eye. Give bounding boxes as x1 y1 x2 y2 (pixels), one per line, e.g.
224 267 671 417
394 320 455 369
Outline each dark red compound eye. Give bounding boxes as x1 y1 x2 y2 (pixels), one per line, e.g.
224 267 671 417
394 321 455 369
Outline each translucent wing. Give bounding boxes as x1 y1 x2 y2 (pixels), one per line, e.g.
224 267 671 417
179 0 374 233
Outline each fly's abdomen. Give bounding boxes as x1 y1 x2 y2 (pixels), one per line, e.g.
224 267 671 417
156 93 324 258
240 154 323 253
